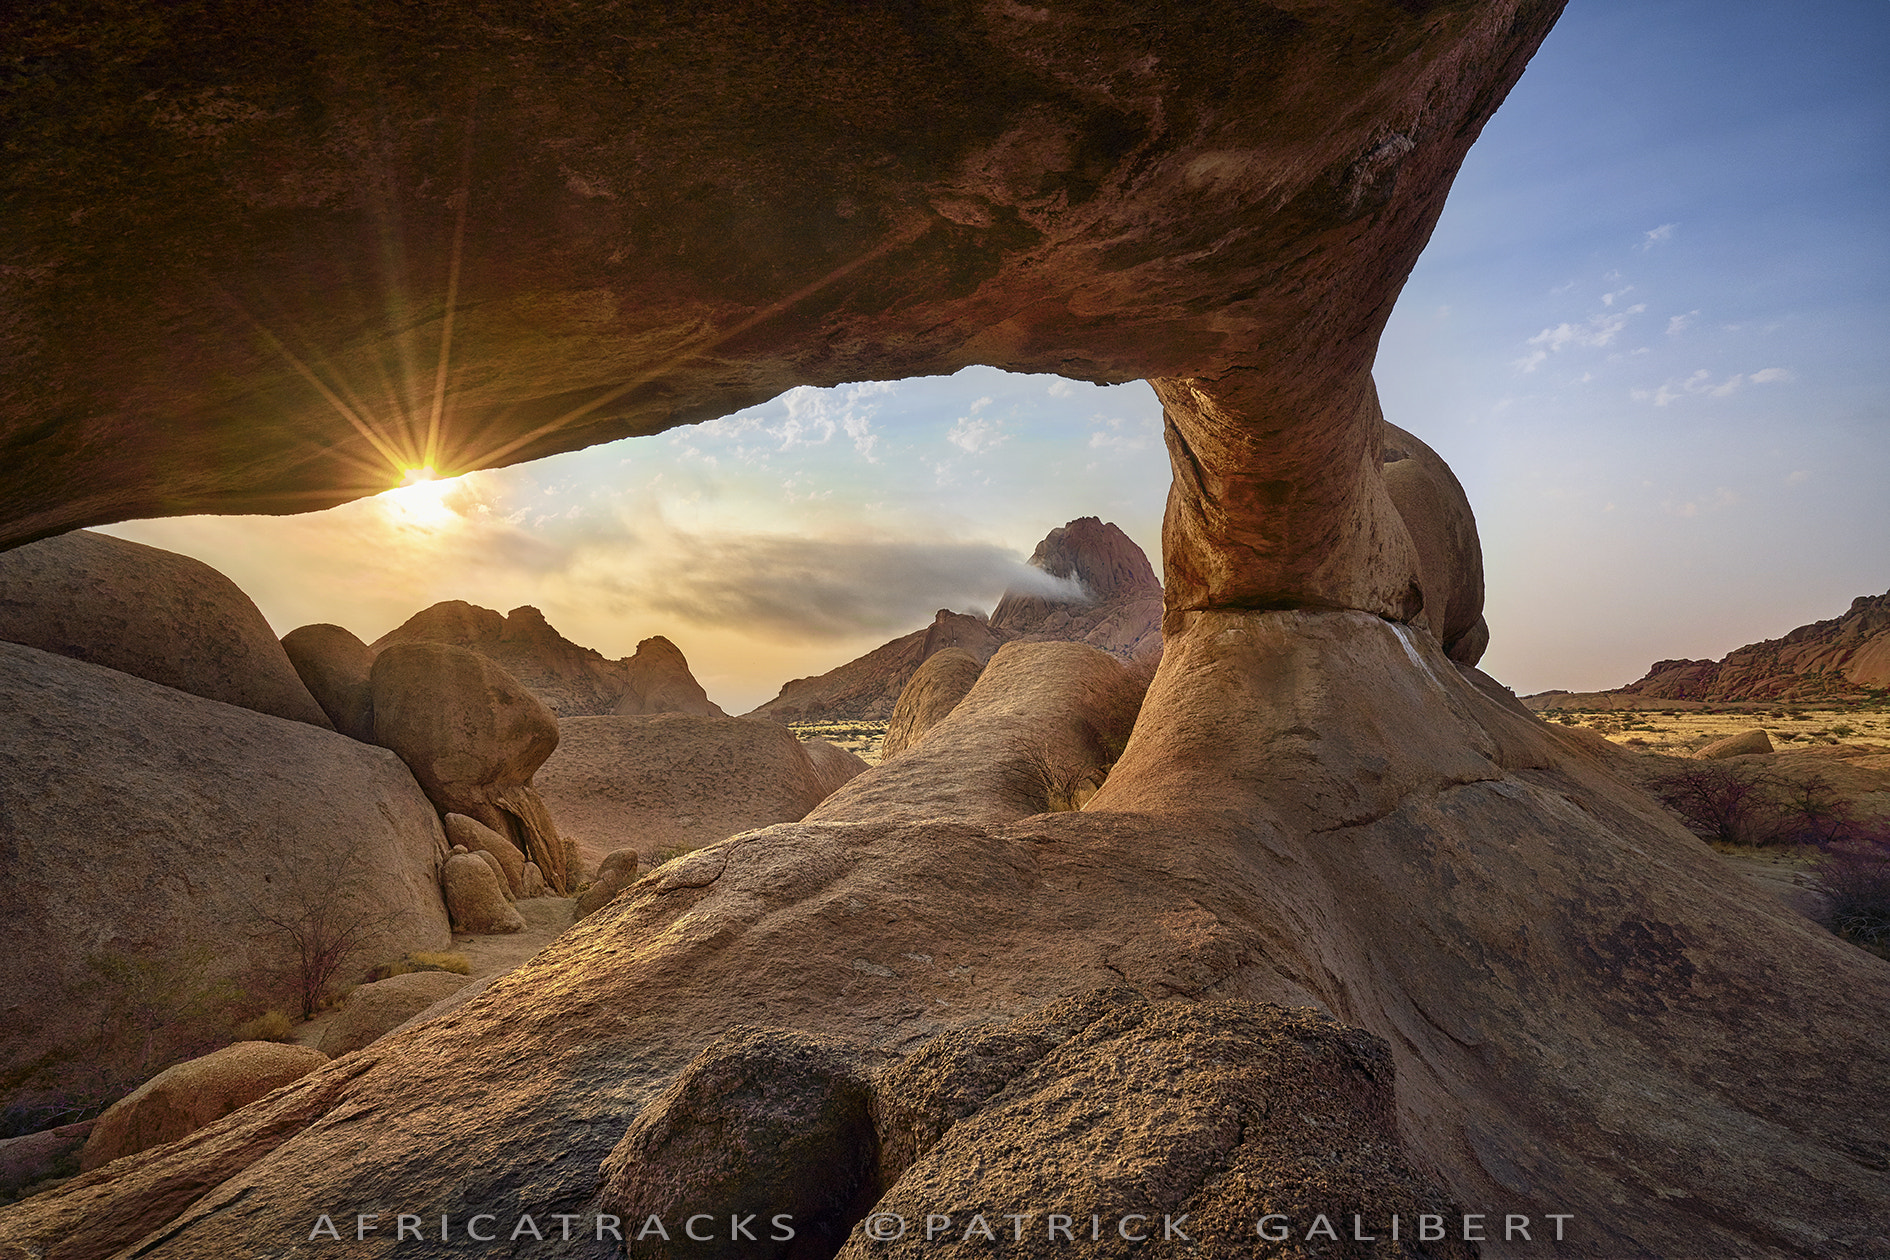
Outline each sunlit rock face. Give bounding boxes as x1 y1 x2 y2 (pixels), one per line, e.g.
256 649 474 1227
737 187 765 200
3 0 1562 623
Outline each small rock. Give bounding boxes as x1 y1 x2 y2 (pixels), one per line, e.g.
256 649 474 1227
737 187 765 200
574 848 640 921
442 853 525 934
521 860 547 899
444 812 527 894
0 1120 94 1197
316 971 472 1057
1698 728 1775 759
599 1028 876 1260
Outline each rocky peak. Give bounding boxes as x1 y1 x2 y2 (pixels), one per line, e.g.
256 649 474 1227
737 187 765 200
1021 517 1160 604
372 600 505 649
499 605 566 646
918 609 1006 662
1617 589 1890 701
990 519 1161 645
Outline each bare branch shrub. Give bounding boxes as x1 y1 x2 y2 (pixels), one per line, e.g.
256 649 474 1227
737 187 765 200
249 848 405 1019
1651 763 1859 848
1812 832 1890 958
1003 736 1099 813
1652 763 1778 845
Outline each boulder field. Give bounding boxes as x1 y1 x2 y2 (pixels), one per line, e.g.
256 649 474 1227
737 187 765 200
4 611 1884 1258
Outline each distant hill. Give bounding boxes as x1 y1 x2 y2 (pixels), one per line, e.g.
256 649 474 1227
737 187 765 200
1526 589 1890 711
748 518 1162 723
372 601 723 718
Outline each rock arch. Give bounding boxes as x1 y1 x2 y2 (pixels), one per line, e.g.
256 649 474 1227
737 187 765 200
2 5 1886 1258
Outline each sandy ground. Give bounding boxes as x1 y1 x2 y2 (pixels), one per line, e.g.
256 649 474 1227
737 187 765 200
1544 705 1890 757
292 897 577 1050
791 719 890 765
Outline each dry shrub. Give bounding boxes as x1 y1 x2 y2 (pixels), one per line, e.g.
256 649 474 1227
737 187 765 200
366 951 473 982
1652 764 1858 848
1813 834 1890 957
1003 737 1098 813
250 848 405 1019
648 844 694 869
233 1010 296 1043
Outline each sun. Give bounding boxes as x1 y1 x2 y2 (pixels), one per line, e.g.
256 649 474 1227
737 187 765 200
379 465 460 527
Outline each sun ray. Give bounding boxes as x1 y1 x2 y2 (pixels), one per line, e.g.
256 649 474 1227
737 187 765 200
427 95 480 474
463 214 935 471
218 291 413 479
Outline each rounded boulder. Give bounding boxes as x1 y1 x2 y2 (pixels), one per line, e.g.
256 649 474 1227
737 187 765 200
442 852 525 935
0 531 333 728
80 1042 329 1171
444 813 527 895
882 647 983 759
316 971 473 1058
370 642 559 813
281 623 378 742
574 848 641 921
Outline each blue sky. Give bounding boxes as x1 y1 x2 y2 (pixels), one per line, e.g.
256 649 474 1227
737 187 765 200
107 0 1889 712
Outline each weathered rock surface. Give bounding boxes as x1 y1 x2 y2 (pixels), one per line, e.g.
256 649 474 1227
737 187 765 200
0 640 450 1129
881 648 983 760
1382 422 1487 665
79 1043 328 1173
441 853 526 935
315 972 472 1058
280 622 378 741
855 989 1475 1260
617 636 726 717
0 531 332 728
370 640 571 892
599 1028 878 1260
443 812 528 895
536 714 831 867
5 3 1563 555
811 641 1144 826
800 737 873 799
574 849 641 922
1697 728 1775 759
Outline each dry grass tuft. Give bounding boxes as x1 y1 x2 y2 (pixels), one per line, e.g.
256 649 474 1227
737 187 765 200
232 1010 296 1043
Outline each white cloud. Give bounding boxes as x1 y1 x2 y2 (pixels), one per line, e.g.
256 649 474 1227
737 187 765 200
1047 378 1077 398
1601 286 1634 307
1641 222 1678 249
1633 365 1792 406
1666 310 1699 335
947 415 1009 454
1515 304 1646 372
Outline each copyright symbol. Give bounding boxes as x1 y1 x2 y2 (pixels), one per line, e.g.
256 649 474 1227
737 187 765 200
863 1212 907 1241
